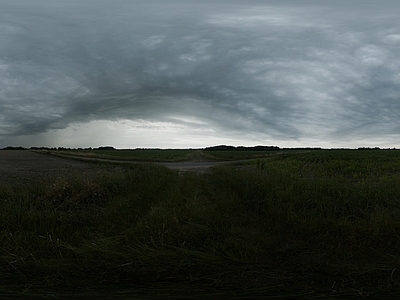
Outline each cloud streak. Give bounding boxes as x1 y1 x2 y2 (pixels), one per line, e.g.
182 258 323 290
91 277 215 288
1 0 400 148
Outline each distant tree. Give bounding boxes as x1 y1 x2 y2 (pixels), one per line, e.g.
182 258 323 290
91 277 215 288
2 146 27 150
204 145 280 151
96 146 115 150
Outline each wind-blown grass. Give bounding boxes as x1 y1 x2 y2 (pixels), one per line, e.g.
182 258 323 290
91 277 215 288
1 150 400 298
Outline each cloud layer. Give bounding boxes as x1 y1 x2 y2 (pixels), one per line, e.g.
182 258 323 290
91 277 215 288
1 0 400 148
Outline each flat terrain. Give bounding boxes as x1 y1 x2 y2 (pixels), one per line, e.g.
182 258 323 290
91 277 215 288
0 150 130 185
52 152 249 171
1 149 400 298
0 150 250 184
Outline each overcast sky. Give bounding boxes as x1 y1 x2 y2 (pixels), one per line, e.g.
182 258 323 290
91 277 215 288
1 0 400 149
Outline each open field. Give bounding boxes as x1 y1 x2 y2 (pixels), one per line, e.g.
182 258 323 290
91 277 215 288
0 150 132 185
43 148 281 163
1 149 400 298
48 148 201 162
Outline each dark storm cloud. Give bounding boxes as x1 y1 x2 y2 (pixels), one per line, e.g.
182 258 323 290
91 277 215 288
1 0 400 147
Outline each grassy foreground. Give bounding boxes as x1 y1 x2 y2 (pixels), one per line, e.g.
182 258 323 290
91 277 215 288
1 150 400 298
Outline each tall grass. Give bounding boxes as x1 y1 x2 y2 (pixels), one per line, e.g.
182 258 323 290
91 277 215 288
1 151 400 297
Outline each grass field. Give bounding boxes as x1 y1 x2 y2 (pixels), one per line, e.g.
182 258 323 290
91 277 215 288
1 149 400 298
50 149 198 162
46 148 281 162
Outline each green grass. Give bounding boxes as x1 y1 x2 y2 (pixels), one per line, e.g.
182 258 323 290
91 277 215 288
1 150 400 298
46 149 198 162
43 148 281 162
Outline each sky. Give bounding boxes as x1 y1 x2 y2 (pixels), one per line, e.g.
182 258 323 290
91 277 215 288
1 0 400 149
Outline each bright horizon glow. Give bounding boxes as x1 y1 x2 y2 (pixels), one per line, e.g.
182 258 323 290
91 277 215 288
3 120 397 150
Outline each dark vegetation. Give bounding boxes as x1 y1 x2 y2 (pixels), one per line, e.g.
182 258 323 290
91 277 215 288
1 149 400 298
34 145 284 162
204 145 280 151
3 144 393 163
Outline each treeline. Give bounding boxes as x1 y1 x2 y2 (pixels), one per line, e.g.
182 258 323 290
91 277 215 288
204 145 398 151
1 146 116 151
1 145 397 151
204 145 280 151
